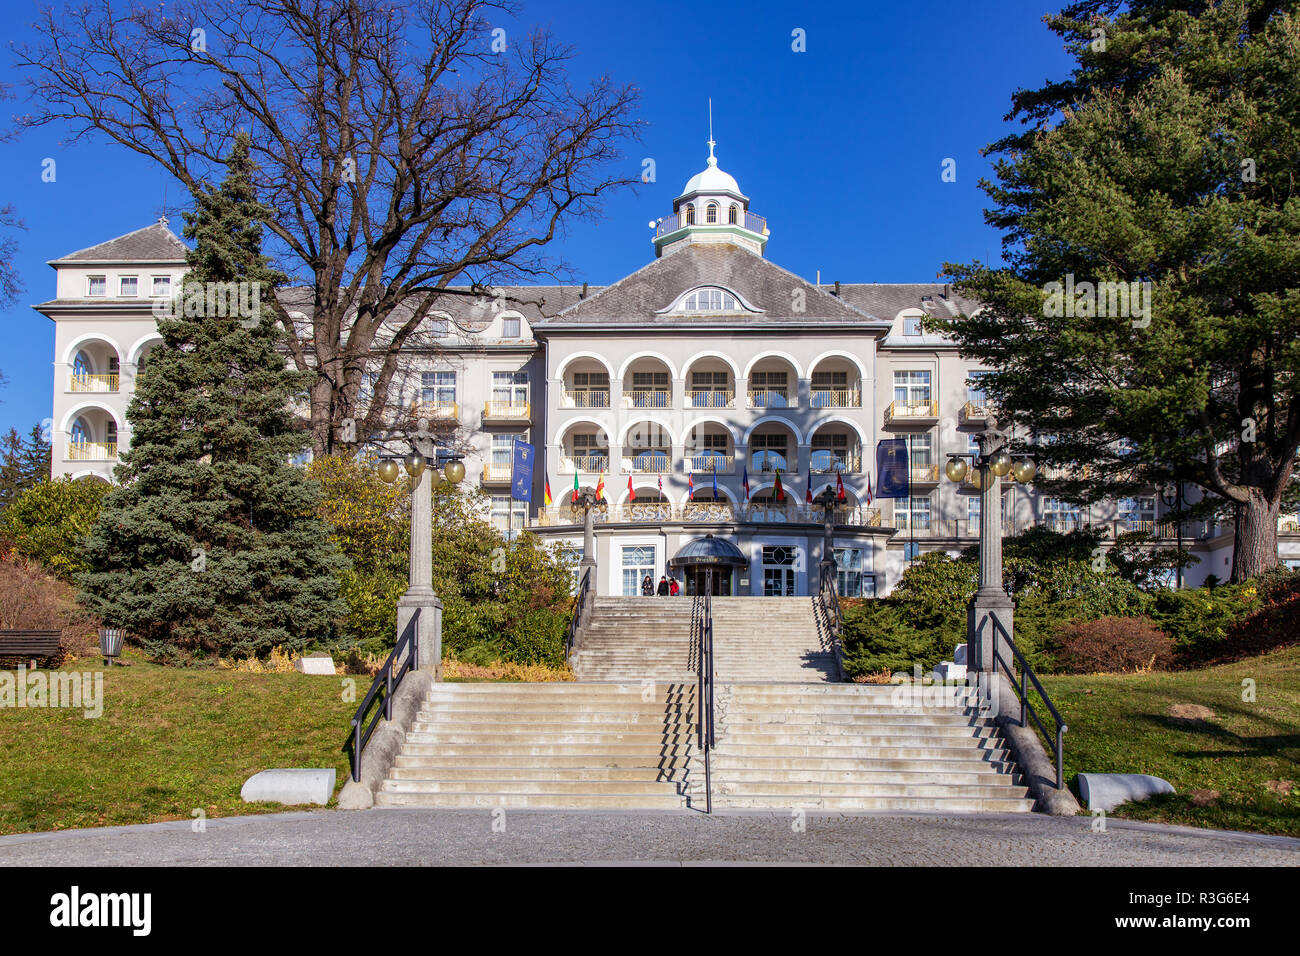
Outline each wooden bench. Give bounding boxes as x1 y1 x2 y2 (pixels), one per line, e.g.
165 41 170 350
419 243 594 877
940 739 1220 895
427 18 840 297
0 630 63 667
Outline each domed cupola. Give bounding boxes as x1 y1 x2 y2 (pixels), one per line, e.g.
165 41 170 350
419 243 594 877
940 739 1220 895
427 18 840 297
652 137 769 258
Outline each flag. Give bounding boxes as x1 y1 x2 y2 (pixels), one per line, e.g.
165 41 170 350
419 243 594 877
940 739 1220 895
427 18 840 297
595 472 606 502
627 474 635 502
774 470 785 502
571 472 579 503
805 473 813 504
865 472 873 506
876 439 911 499
742 466 750 502
712 466 718 500
544 477 552 506
837 471 847 502
657 473 663 496
687 471 694 499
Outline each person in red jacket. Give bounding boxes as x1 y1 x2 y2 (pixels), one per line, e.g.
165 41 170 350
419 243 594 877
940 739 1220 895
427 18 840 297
669 577 680 596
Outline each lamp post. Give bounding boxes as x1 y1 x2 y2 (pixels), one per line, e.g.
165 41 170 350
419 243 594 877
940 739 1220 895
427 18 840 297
376 433 465 678
943 417 1034 672
813 485 838 579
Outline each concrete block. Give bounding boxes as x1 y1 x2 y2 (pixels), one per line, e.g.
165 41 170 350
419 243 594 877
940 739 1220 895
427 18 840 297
934 662 967 682
1078 773 1175 812
294 653 336 675
241 768 336 806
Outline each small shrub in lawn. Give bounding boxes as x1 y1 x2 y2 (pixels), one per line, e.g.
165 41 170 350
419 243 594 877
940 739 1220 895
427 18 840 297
1052 615 1174 674
1150 585 1260 659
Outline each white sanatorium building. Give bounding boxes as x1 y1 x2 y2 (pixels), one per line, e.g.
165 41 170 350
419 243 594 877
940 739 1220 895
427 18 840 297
37 145 1300 595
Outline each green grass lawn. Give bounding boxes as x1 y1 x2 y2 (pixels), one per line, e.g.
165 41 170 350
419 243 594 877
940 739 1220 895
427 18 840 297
0 648 355 835
1041 646 1300 836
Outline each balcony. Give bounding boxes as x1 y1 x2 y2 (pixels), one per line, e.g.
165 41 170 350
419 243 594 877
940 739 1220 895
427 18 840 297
623 389 670 409
655 209 767 238
559 454 609 474
482 401 530 424
747 387 794 409
884 399 939 426
686 454 735 475
624 451 672 474
67 441 117 461
749 450 793 474
533 501 880 528
561 389 610 409
686 389 735 409
959 400 989 425
69 373 120 393
910 463 941 484
810 387 862 409
810 453 862 475
410 400 459 423
481 462 512 485
1281 517 1300 534
891 519 980 538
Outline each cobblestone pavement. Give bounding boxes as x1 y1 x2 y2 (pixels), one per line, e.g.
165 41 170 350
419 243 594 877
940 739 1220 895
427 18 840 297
2 809 1298 866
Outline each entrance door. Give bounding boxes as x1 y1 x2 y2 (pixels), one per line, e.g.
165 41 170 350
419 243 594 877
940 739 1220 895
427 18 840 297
686 567 731 596
621 545 656 595
761 546 797 596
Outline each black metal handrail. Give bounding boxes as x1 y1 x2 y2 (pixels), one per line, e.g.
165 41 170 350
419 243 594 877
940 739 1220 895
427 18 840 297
692 571 715 813
346 609 420 783
564 566 591 659
817 561 845 679
989 615 1067 789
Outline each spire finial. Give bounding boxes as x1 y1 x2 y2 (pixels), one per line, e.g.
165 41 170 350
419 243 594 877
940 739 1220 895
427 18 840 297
707 98 716 167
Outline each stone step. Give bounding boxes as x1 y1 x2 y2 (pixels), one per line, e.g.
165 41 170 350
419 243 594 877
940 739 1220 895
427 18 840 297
715 781 1029 799
714 767 1019 785
714 744 1011 760
721 712 997 726
381 778 694 795
404 729 697 744
720 723 1002 740
374 791 693 809
393 753 695 770
710 755 1016 773
712 795 1035 812
387 766 693 781
398 743 697 757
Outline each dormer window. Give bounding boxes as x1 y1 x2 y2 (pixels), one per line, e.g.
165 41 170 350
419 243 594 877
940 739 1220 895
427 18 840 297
679 287 739 312
706 202 718 224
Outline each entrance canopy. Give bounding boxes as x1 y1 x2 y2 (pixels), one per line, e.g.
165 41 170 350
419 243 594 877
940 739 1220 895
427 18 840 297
669 534 747 569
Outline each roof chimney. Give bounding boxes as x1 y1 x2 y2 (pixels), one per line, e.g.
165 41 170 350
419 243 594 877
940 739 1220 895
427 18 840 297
833 280 841 297
580 282 588 300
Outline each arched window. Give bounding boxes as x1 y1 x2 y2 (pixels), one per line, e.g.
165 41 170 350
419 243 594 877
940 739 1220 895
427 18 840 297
684 205 695 225
73 351 92 376
728 204 739 224
71 417 91 445
679 288 740 312
706 202 718 224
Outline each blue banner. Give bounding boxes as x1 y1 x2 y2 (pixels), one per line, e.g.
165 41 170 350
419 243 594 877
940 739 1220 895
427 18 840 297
511 440 534 502
876 439 911 499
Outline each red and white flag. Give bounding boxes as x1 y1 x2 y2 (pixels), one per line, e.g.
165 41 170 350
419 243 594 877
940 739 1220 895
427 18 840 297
837 471 847 503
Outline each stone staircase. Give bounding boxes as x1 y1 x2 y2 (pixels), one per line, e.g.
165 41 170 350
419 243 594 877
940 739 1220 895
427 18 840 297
710 683 1033 811
374 682 700 809
572 596 836 682
571 597 695 681
373 595 1033 813
711 597 838 681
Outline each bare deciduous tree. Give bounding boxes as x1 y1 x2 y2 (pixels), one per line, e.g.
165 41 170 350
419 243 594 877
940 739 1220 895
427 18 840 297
13 0 640 454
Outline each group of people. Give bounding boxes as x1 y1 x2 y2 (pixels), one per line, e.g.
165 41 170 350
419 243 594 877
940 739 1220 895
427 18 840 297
641 574 680 596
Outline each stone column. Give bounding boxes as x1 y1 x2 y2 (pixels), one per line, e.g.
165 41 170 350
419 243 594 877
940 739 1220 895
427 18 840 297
397 462 443 678
967 438 1014 673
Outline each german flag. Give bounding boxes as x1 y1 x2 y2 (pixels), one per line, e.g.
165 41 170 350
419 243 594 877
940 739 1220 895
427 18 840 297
544 477 553 506
774 470 785 502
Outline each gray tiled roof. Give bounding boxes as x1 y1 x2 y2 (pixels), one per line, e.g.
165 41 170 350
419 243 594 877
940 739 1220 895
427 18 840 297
534 242 878 326
835 282 981 321
52 219 189 264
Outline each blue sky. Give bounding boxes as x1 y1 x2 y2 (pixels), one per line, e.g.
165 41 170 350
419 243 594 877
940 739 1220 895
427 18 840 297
0 0 1074 438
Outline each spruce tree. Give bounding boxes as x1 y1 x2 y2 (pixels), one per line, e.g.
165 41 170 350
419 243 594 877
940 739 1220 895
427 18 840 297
78 134 347 661
0 424 53 513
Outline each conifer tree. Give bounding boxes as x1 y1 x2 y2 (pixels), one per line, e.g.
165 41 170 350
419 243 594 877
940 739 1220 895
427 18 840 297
0 424 52 512
78 134 347 661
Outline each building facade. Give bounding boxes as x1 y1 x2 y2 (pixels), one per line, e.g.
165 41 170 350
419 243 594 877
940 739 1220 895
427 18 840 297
38 147 1300 594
